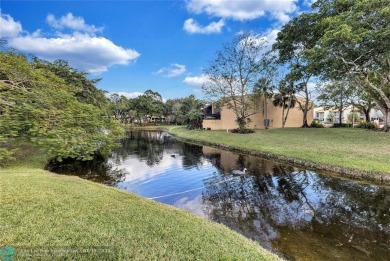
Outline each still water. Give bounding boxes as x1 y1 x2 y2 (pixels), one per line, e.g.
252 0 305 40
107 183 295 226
48 130 390 260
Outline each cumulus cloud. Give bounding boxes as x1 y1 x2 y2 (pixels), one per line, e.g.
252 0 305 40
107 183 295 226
2 13 140 74
156 63 186 78
109 92 144 99
183 74 211 89
183 18 224 34
0 13 22 38
186 0 298 23
8 34 140 74
46 13 103 34
262 28 280 50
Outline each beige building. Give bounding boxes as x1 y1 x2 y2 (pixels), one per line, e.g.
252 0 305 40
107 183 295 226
203 96 313 130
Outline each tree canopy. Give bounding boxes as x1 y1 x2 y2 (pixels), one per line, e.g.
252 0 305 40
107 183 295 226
306 0 390 129
0 50 123 162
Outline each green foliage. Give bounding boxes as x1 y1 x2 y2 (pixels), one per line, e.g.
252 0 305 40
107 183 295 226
332 123 352 128
0 50 124 162
306 0 390 129
347 112 362 124
272 81 297 127
164 98 185 124
356 122 378 129
133 89 164 122
317 81 355 125
230 128 255 134
310 120 325 128
176 95 204 129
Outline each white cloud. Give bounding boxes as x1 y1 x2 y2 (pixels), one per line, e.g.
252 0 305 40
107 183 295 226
111 92 144 99
2 13 140 74
8 33 140 74
156 63 186 78
262 28 280 50
183 74 211 89
183 18 224 34
0 13 22 38
186 0 298 23
46 13 103 34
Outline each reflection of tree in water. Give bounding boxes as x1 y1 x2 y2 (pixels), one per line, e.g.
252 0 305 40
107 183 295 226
201 151 390 259
112 131 176 166
46 154 126 186
111 130 204 169
179 143 204 169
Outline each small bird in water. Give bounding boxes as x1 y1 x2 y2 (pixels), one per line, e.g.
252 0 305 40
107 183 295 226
232 168 247 175
170 154 176 158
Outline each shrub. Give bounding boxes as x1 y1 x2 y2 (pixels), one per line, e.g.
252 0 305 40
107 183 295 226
356 122 378 129
332 123 352 128
310 120 324 128
230 128 255 134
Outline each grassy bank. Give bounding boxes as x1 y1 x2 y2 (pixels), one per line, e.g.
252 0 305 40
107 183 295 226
0 142 280 260
168 127 390 180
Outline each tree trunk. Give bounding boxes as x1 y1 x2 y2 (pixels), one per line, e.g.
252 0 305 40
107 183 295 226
339 110 342 125
264 95 268 129
301 82 310 128
384 109 390 132
364 109 370 122
302 109 309 128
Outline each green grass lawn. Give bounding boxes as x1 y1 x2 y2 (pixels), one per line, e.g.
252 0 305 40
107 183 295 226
0 142 281 261
169 127 390 175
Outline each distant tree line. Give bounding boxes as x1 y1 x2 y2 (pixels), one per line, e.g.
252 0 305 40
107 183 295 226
109 92 204 130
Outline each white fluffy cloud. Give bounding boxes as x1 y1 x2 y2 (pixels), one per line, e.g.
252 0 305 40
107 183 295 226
186 0 298 22
2 13 140 74
46 13 103 34
0 13 22 38
156 63 186 78
262 28 280 50
183 18 224 34
183 74 211 88
110 92 144 99
8 33 140 74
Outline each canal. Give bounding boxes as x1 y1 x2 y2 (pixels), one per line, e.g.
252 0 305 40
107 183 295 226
47 130 390 260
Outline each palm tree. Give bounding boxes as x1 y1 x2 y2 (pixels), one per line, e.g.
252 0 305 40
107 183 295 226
254 77 274 129
272 81 297 127
180 95 204 129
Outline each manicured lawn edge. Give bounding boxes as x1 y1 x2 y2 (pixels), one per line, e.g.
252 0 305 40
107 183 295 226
166 126 390 185
1 141 282 260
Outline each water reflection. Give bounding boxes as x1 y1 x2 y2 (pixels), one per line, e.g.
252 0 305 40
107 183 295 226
48 130 390 260
46 154 126 186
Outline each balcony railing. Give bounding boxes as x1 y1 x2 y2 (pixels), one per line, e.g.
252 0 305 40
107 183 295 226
204 114 221 120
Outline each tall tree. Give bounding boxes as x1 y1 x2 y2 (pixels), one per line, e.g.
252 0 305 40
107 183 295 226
164 98 184 124
202 33 268 131
33 59 109 110
272 81 297 128
133 90 164 123
179 95 204 129
273 13 322 127
306 0 390 130
253 53 278 129
353 89 377 122
109 94 129 122
0 50 123 162
316 81 355 125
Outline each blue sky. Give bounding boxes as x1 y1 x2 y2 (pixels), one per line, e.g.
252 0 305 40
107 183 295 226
1 0 312 100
